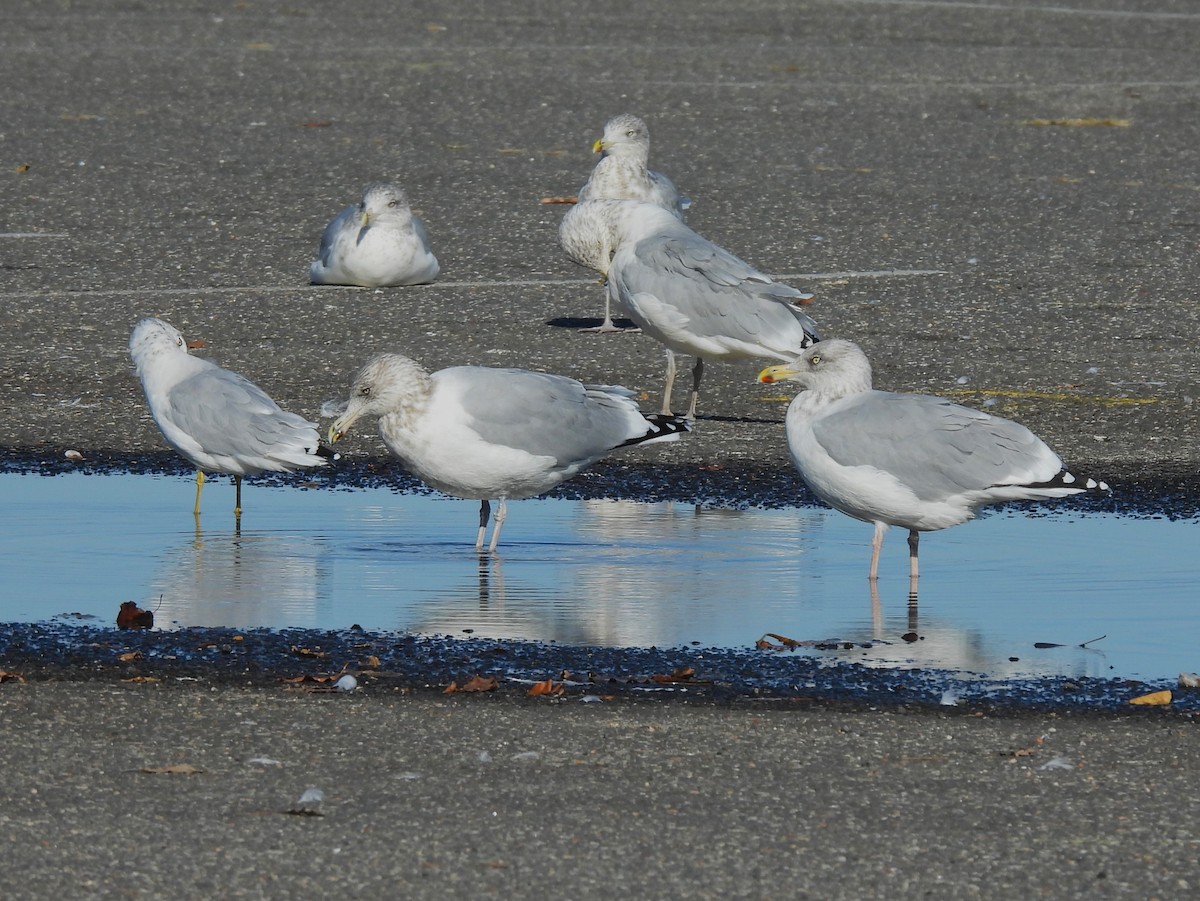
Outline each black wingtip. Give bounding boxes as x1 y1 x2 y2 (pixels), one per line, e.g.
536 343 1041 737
1028 469 1110 493
621 412 692 448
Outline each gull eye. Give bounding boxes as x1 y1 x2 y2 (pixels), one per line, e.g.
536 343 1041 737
176 336 185 347
358 385 372 398
809 354 821 366
388 199 399 208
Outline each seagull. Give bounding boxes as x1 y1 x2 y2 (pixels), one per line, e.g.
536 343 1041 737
560 198 819 418
129 317 333 517
576 113 690 218
758 339 1109 581
309 182 439 287
328 353 691 552
565 114 690 333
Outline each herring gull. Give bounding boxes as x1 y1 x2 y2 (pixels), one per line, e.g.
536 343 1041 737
129 317 332 517
566 114 690 332
560 198 819 418
310 182 439 287
328 353 691 552
758 340 1109 581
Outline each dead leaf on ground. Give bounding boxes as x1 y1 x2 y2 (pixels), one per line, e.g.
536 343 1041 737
1129 689 1172 706
142 763 205 775
290 645 329 660
528 679 564 697
363 655 381 669
0 671 26 683
445 675 499 694
540 196 578 204
116 601 153 629
122 675 161 683
650 667 703 684
1021 117 1131 128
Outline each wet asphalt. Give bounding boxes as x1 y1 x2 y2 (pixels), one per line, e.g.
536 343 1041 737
2 0 1199 897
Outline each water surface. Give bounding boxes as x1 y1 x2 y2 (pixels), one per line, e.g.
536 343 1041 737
2 471 1195 683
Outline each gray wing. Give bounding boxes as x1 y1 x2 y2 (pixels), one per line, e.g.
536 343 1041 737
619 230 819 341
316 203 360 268
812 392 1061 501
647 169 688 216
435 367 643 465
166 365 318 462
411 214 433 252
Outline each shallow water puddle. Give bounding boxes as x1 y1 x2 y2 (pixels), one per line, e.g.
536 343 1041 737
2 471 1196 682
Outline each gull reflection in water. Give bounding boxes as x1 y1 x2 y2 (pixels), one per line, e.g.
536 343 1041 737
405 500 828 648
148 523 333 629
838 580 1110 680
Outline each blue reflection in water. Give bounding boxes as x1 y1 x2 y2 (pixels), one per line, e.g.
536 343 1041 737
1 471 1195 682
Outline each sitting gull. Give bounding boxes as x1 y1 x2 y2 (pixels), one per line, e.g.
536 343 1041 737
310 182 439 287
758 339 1109 580
328 353 691 552
129 317 332 517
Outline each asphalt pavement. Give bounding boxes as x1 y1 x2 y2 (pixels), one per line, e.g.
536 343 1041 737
1 0 1199 898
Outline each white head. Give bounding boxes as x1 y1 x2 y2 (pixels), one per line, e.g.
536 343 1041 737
129 317 190 373
358 182 413 227
328 353 432 442
757 339 874 398
594 113 651 163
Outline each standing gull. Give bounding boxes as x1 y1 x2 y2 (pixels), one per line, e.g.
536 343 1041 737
328 353 691 552
758 340 1109 581
310 182 439 287
129 317 332 517
565 114 690 332
560 198 819 418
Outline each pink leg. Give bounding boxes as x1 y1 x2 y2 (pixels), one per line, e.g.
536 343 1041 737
487 499 508 553
660 349 677 416
869 521 888 581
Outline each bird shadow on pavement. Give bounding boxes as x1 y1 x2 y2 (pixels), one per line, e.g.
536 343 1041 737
545 316 641 330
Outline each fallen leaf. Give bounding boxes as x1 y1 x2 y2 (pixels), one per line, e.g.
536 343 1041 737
15 164 30 173
185 339 206 349
540 196 578 204
1022 117 1131 127
118 651 143 662
1129 689 1172 706
363 655 381 668
763 632 803 648
141 763 205 775
0 671 26 683
650 667 700 684
445 675 498 694
116 601 154 630
527 679 564 697
290 646 329 660
122 676 160 683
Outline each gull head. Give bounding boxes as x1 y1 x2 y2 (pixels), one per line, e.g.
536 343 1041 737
594 113 651 160
758 339 873 396
357 182 413 229
129 317 191 372
328 352 431 443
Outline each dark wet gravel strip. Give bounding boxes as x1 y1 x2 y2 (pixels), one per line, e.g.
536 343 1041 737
2 622 1194 715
